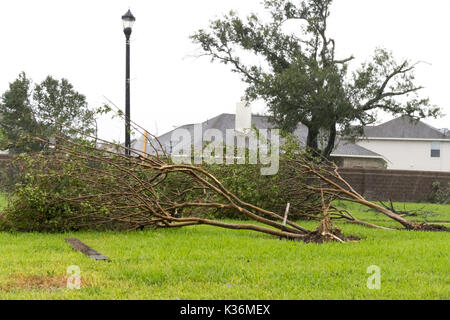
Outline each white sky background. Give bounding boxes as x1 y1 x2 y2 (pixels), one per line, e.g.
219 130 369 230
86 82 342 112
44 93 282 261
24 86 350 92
0 0 449 142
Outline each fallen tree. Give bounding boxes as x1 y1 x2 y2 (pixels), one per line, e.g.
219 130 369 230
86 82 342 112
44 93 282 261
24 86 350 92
2 134 356 243
1 116 447 240
285 155 450 232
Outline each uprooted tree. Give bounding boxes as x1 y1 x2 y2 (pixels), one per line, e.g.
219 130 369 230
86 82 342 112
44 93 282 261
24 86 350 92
1 132 342 242
1 119 447 242
284 154 449 232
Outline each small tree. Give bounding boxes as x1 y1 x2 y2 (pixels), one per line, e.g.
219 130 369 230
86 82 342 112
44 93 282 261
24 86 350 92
191 0 440 157
33 76 97 140
0 73 97 153
0 73 40 153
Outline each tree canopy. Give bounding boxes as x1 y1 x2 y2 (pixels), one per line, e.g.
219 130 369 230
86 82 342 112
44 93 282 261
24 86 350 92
191 0 440 157
0 73 97 153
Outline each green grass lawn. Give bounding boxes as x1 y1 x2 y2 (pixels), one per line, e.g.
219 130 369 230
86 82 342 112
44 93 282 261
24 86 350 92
335 201 450 227
0 195 449 300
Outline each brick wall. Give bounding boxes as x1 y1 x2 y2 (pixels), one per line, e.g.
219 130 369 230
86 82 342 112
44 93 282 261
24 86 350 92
339 168 450 202
340 157 386 170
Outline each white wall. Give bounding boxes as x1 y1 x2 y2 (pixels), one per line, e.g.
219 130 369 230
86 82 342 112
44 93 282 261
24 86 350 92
356 139 450 172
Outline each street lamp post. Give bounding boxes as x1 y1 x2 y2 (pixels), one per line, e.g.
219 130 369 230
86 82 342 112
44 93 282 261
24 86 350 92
122 9 136 156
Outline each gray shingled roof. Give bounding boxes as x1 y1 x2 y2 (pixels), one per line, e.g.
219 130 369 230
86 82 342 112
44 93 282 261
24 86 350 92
134 113 378 159
155 113 308 147
131 114 449 160
362 116 449 140
331 141 384 158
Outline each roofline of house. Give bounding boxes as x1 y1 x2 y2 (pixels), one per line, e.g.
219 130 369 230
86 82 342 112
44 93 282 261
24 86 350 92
357 137 450 142
330 154 387 161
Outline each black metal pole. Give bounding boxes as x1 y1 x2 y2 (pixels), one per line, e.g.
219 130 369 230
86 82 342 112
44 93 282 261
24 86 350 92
124 30 131 156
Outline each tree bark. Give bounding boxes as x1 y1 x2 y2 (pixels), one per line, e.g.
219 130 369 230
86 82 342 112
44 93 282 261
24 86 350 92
323 121 337 158
306 125 320 152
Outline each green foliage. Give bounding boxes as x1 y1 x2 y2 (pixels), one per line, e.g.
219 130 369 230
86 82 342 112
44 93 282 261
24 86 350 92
0 156 24 193
0 72 41 153
0 73 97 154
2 184 73 232
33 76 97 140
192 0 440 157
191 134 318 220
203 162 287 219
0 149 112 232
428 182 450 204
1 132 315 231
0 129 5 146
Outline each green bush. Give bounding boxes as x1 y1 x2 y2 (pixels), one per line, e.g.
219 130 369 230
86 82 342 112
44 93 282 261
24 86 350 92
0 150 119 232
428 182 450 204
0 157 23 193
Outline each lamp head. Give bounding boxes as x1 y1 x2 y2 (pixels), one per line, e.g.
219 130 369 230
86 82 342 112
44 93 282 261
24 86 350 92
122 9 136 36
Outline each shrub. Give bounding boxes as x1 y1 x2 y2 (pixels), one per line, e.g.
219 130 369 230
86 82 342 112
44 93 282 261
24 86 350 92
0 149 122 232
0 156 24 192
428 182 450 204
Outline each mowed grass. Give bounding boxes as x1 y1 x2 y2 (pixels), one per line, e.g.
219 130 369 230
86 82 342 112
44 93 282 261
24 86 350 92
0 195 449 300
335 200 450 227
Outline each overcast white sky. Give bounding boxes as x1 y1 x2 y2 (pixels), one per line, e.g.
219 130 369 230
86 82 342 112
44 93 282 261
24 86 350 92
1 0 449 141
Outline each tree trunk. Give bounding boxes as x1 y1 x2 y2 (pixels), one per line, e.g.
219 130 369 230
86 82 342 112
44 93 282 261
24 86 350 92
323 122 337 158
306 126 320 153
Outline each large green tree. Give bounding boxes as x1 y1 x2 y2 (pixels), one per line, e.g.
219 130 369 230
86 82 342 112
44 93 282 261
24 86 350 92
0 73 97 153
191 0 440 157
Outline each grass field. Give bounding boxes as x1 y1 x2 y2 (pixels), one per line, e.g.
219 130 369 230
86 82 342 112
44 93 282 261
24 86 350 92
0 194 449 300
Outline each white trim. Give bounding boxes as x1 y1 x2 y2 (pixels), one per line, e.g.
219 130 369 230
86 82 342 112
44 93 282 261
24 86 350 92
358 137 450 142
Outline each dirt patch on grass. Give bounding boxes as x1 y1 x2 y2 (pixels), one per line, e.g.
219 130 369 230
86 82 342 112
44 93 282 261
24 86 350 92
1 274 92 292
302 222 361 244
302 231 360 244
416 223 450 232
396 223 450 232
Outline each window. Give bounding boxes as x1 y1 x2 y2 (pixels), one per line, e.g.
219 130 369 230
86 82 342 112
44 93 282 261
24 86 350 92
431 142 440 158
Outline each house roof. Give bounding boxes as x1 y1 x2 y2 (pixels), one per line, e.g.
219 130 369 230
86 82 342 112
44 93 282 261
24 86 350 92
139 113 295 154
331 141 385 159
134 113 378 159
361 116 449 140
155 113 308 145
131 114 449 163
